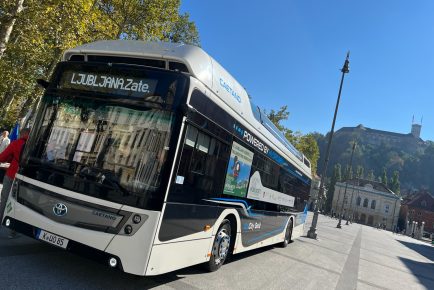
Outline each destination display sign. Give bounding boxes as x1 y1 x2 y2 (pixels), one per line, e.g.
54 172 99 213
59 71 158 98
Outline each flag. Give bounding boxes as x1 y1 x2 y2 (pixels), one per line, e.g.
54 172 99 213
301 203 308 224
303 203 308 214
9 122 20 141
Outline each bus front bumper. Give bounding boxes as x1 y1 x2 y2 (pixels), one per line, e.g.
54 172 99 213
3 216 125 271
3 184 161 276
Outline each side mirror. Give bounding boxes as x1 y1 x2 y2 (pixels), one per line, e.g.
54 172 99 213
36 79 50 89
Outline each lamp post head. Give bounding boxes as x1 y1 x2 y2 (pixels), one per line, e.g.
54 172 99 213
308 51 350 239
341 51 350 74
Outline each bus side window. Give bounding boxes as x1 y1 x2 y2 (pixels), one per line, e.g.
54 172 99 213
278 168 309 211
175 126 197 184
191 132 210 174
169 124 230 203
248 153 280 212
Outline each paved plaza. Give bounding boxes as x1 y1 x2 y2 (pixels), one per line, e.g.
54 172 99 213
0 209 433 290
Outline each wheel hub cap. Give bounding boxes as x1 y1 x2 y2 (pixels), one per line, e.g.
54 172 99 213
213 230 230 264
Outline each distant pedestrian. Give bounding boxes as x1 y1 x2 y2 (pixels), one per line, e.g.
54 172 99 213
0 131 10 153
0 128 30 238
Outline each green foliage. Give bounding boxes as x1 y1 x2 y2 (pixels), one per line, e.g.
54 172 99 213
381 167 388 186
266 105 292 136
295 133 320 175
356 165 364 179
163 13 200 45
390 171 400 195
325 163 341 213
266 105 320 175
367 169 375 181
343 165 353 181
0 0 200 128
335 163 342 182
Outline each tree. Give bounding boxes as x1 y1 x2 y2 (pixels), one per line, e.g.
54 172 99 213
295 134 319 175
0 0 25 59
325 163 341 213
266 105 320 175
343 165 353 181
163 12 200 45
381 167 388 186
266 105 291 136
1 0 113 126
367 169 375 181
389 170 400 195
0 0 199 129
356 165 364 179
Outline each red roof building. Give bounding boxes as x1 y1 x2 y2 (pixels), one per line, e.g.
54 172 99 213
401 190 434 234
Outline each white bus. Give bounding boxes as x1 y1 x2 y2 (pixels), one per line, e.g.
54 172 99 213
3 40 312 276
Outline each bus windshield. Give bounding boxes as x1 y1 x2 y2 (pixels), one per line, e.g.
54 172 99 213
21 63 188 210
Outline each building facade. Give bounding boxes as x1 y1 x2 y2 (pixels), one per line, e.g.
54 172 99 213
332 179 401 230
400 191 434 235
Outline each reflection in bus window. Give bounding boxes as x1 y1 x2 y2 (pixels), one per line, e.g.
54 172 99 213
32 96 174 200
170 124 230 203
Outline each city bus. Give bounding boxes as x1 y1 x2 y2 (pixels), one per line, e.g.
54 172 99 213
2 40 312 276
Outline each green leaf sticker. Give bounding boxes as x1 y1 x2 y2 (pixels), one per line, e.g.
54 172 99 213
6 201 12 213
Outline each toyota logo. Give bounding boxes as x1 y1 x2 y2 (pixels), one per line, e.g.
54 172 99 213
53 203 68 217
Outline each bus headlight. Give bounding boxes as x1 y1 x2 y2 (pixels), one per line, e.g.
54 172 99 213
109 257 117 268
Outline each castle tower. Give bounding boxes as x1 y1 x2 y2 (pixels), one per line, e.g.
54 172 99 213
411 116 422 138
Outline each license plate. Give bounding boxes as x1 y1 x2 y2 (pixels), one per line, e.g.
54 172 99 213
37 229 69 249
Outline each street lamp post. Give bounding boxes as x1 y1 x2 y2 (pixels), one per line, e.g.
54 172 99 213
338 141 356 228
346 182 356 225
391 196 400 231
307 52 350 239
346 142 358 225
334 187 342 217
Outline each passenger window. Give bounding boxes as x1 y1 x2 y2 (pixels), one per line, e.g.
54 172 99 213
185 126 197 147
168 124 230 203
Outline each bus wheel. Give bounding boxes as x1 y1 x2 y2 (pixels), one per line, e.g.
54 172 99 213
206 220 231 272
280 219 293 248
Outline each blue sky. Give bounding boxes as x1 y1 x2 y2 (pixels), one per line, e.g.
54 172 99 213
181 1 434 141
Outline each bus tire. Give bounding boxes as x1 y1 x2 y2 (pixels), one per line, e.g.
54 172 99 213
280 219 293 248
206 220 231 272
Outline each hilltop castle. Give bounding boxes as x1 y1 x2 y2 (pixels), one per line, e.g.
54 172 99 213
334 121 426 154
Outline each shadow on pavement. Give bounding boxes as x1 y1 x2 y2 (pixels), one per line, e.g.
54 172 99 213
397 240 434 262
397 240 434 289
1 221 295 289
75 245 280 289
398 257 434 289
2 232 282 289
171 244 275 275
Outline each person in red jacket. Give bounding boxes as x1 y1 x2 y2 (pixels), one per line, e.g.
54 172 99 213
0 128 30 238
